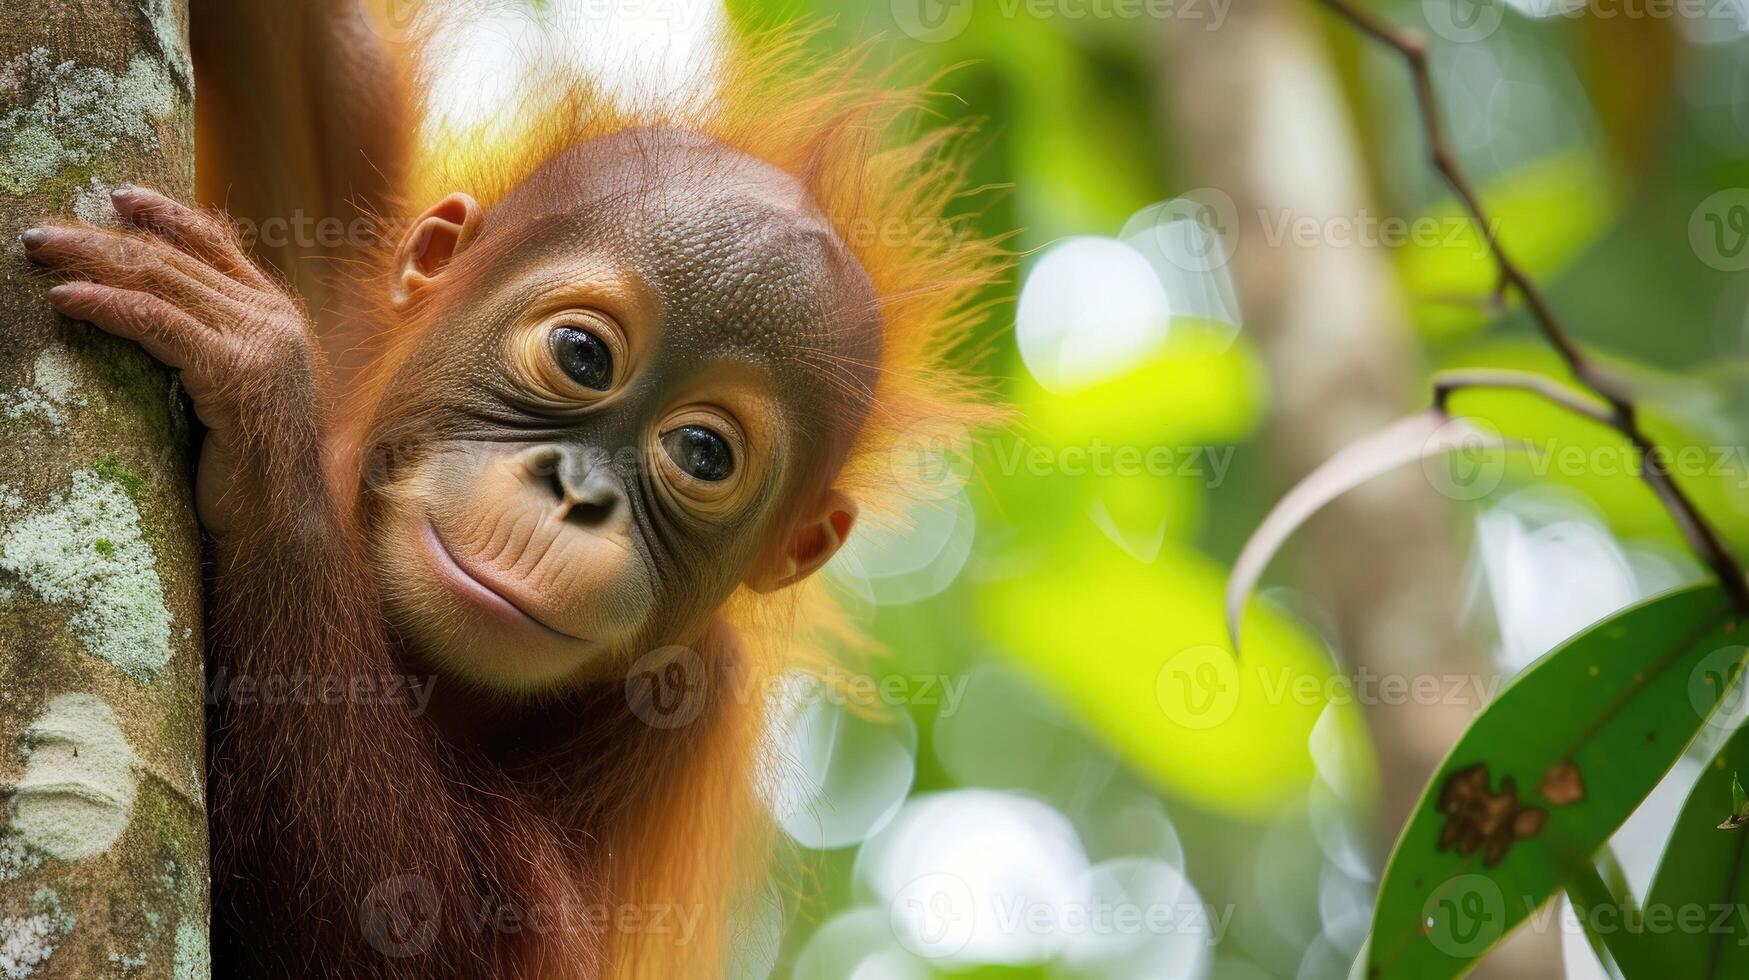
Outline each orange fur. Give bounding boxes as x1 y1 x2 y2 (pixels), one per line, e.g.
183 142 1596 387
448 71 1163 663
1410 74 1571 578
251 10 1006 978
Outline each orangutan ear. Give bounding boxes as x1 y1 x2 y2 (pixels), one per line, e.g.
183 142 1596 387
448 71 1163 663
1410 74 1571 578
390 193 483 310
746 490 858 593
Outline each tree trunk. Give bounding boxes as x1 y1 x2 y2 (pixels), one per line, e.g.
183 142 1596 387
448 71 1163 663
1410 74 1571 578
0 1 207 977
1161 4 1557 977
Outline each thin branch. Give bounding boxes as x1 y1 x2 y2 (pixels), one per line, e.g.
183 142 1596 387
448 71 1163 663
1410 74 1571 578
1431 369 1612 426
1316 0 1749 614
1419 290 1507 314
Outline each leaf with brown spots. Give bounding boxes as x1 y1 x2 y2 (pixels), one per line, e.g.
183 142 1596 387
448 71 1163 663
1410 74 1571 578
1368 584 1740 980
1433 765 1551 867
1540 762 1585 806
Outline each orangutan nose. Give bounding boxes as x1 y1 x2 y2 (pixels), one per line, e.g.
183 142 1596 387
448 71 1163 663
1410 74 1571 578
526 445 624 529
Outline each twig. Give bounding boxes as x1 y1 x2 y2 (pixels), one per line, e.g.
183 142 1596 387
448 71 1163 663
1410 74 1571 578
1316 0 1749 613
1431 369 1611 426
1419 290 1508 314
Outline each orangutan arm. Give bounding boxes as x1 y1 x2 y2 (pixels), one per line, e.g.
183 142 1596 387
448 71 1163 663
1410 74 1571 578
191 0 410 383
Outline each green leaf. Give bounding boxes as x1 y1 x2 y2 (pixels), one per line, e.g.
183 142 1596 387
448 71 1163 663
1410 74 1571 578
1645 724 1749 976
1367 583 1741 979
1564 850 1655 980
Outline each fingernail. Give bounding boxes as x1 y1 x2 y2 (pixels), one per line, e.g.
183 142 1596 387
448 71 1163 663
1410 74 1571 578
20 228 45 249
47 284 70 301
111 184 137 198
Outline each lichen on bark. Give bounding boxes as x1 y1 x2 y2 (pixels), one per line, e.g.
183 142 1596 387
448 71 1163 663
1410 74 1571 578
0 1 207 977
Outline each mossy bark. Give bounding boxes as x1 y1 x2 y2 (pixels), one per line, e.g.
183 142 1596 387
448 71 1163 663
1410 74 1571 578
0 1 207 977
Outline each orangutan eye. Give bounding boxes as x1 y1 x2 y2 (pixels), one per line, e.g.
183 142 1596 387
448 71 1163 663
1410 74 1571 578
550 325 613 391
661 425 734 482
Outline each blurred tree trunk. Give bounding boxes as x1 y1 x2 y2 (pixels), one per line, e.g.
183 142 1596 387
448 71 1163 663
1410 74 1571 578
0 1 208 976
1161 4 1556 976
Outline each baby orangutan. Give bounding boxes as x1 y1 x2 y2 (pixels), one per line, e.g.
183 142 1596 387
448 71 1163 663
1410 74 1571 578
23 7 996 978
366 131 879 692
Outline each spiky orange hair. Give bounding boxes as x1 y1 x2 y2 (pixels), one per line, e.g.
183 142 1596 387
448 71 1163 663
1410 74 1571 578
402 20 1004 503
357 11 1006 978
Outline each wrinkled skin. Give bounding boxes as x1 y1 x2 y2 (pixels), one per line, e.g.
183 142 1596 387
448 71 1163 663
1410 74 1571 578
370 131 880 689
25 128 879 695
22 187 318 542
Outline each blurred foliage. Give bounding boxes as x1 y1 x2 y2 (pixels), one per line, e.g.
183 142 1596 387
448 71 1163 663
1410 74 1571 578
704 1 1749 978
1397 148 1619 343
